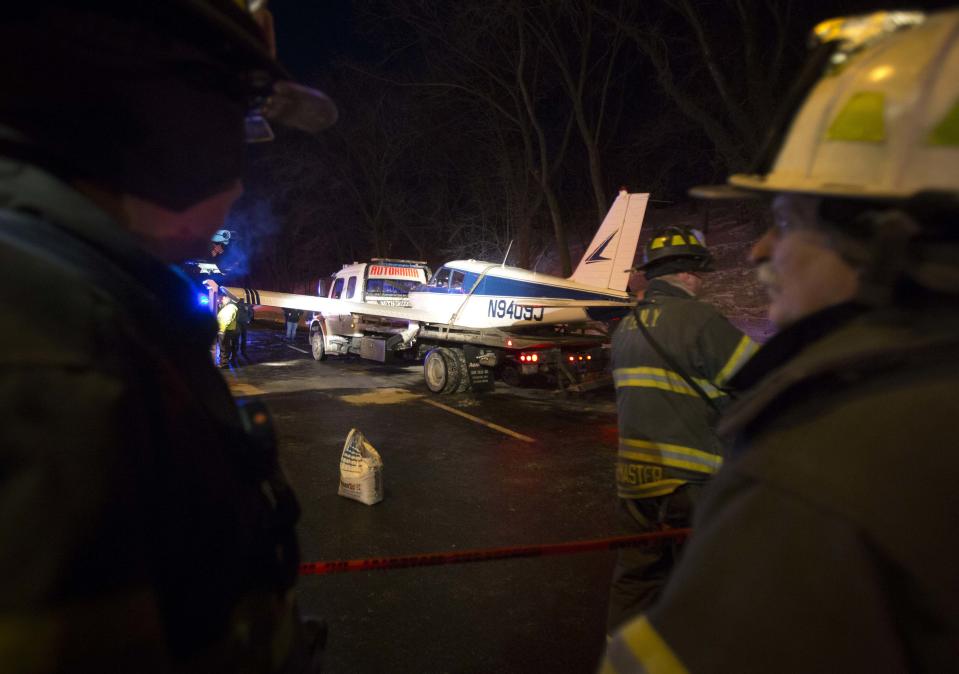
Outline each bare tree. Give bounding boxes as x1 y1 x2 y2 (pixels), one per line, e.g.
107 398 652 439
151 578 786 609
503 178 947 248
525 0 635 224
597 0 799 172
358 0 582 273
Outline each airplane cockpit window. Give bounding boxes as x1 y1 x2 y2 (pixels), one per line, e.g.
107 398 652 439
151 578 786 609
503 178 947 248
330 277 345 299
346 276 357 299
450 270 466 292
430 267 451 289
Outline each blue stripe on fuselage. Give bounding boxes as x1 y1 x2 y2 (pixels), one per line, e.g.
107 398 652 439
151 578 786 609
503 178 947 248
411 272 628 302
474 275 621 301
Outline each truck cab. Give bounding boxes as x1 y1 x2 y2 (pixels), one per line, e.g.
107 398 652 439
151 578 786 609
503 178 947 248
311 259 431 360
327 259 430 307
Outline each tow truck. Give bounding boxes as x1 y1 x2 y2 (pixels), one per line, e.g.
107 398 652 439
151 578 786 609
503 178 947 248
217 190 654 393
223 258 611 394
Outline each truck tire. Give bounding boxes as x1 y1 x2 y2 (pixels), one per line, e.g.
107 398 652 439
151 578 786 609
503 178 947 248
451 347 471 393
310 322 327 361
424 347 460 394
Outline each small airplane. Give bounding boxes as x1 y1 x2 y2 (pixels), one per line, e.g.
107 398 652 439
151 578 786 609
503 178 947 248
217 189 648 331
403 190 647 329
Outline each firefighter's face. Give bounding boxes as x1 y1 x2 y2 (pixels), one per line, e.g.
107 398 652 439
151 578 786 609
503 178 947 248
750 194 859 328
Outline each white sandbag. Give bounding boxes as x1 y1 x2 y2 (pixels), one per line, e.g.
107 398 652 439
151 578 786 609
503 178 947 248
337 428 383 505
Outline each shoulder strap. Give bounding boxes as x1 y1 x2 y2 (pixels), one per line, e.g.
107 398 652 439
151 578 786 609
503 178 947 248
632 303 722 414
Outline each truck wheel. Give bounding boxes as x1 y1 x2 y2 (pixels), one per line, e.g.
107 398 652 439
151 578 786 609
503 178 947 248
424 347 460 394
310 323 327 361
451 348 471 392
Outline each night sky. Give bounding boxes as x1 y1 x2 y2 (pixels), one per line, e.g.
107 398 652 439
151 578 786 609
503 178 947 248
269 1 958 77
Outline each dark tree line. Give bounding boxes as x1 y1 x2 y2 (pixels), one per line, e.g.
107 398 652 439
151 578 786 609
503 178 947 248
231 0 938 291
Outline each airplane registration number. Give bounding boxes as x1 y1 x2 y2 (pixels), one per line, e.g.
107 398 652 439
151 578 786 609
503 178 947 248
488 299 544 322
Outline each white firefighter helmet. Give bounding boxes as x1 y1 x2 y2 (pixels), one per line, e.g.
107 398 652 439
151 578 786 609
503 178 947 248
728 9 959 200
211 229 232 245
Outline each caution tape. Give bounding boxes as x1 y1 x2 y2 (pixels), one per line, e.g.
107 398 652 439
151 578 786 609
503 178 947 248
299 529 691 576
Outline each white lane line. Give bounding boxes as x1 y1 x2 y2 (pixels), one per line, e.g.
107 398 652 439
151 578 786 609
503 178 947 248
421 398 536 443
286 344 310 354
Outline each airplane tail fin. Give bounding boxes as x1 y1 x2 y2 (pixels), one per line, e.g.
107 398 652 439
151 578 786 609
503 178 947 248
568 191 649 292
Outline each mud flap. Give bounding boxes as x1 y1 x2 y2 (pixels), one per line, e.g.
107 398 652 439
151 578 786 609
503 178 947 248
463 345 495 392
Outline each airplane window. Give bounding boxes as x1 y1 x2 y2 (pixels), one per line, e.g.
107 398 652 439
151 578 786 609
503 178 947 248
346 276 357 299
431 267 451 289
450 270 465 292
330 277 344 299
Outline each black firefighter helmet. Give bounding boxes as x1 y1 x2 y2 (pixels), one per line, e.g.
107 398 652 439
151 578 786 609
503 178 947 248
637 227 714 279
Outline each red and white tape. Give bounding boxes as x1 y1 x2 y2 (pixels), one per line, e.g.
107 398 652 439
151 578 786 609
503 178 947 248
299 529 691 576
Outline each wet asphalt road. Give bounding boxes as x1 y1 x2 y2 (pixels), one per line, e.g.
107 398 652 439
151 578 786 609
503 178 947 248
222 323 622 674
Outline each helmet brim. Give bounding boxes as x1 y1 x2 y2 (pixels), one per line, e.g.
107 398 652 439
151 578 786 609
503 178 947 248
164 0 338 133
688 182 765 201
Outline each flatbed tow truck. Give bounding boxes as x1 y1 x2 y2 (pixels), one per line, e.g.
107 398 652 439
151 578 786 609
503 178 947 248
218 259 613 395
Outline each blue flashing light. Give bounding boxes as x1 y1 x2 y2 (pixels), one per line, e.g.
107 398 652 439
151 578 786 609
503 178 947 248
198 293 210 306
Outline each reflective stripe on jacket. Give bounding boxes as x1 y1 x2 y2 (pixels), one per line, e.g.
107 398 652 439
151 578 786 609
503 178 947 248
613 279 757 499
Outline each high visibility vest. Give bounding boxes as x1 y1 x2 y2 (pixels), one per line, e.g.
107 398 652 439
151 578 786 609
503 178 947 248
217 302 238 332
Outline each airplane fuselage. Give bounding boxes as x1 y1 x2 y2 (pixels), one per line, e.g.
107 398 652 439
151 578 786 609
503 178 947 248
407 260 632 329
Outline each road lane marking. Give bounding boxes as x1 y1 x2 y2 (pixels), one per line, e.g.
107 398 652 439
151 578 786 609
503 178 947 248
286 344 310 354
341 388 422 405
422 399 536 443
228 382 266 397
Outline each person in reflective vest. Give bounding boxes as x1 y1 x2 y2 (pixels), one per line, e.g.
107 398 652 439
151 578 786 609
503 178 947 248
607 227 757 634
217 293 239 367
603 8 959 673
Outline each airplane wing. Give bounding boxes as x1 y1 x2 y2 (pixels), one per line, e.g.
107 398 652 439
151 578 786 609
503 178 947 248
217 285 439 323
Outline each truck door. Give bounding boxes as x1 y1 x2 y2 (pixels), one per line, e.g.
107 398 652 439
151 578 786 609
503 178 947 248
327 274 359 336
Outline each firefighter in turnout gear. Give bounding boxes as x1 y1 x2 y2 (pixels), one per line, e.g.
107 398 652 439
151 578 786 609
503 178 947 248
606 227 757 633
0 1 335 671
603 8 959 674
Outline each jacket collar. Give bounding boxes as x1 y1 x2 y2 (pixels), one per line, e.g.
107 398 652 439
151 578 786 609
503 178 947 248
643 278 695 300
720 300 959 438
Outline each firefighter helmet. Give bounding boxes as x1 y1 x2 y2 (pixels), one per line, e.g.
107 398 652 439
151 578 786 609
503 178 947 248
638 227 713 278
726 9 959 200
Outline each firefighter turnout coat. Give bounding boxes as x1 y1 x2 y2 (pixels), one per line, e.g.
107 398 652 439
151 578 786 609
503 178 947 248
603 302 959 673
0 161 302 670
612 279 757 499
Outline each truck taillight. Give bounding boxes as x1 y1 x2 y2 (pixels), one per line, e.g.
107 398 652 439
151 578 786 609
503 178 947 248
519 352 539 363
